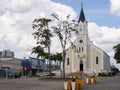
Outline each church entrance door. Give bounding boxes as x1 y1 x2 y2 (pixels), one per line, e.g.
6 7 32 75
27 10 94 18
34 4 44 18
79 61 83 71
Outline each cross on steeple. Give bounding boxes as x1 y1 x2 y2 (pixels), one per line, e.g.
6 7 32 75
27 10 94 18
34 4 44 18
78 3 86 22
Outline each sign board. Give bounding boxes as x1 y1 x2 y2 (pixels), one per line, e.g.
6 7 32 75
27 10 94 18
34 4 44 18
21 60 31 67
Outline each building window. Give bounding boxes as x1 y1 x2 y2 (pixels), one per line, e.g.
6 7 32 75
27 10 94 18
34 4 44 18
67 58 70 65
82 47 84 52
96 56 99 64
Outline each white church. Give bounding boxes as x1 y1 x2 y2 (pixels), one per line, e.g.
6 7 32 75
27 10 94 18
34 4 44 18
65 7 111 74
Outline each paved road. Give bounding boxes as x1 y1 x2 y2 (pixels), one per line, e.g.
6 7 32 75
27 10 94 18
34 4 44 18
0 78 63 90
0 73 120 90
82 73 120 90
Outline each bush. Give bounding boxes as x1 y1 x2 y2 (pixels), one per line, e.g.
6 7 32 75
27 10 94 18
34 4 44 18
98 67 119 77
71 76 76 82
47 73 55 76
108 72 115 76
98 71 117 77
111 67 119 74
98 73 108 77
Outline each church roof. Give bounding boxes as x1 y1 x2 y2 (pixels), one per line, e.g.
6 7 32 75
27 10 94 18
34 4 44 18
78 5 86 22
92 44 110 58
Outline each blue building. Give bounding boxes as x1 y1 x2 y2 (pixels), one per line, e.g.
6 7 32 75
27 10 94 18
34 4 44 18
29 57 44 75
21 59 31 69
21 59 31 76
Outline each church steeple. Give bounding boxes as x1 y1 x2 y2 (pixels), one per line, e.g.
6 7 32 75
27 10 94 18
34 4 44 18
78 3 86 22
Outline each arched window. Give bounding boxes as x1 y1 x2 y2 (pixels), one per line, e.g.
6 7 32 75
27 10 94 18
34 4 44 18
67 58 70 65
96 56 99 64
80 60 83 71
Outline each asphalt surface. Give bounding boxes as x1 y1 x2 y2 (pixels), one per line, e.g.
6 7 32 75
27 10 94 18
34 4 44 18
82 73 120 90
0 73 120 90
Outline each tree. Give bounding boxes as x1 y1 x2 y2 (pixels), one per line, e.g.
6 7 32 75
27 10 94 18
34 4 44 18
55 53 62 61
55 53 62 70
51 13 77 78
32 45 45 58
32 18 53 78
50 53 62 61
49 53 62 70
113 43 120 63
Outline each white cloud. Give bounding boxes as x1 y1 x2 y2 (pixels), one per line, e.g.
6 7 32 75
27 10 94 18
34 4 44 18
88 22 120 68
88 22 120 57
0 0 38 13
110 0 120 16
0 0 76 58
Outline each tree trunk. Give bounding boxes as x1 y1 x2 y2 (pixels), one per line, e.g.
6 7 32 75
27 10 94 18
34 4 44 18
48 46 52 78
62 50 66 78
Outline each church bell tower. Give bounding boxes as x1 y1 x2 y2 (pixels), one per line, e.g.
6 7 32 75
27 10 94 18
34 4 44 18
75 4 89 72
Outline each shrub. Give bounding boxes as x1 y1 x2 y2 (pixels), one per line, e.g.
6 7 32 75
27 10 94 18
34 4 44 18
98 73 108 77
71 76 76 82
47 73 55 76
98 71 117 77
111 67 119 74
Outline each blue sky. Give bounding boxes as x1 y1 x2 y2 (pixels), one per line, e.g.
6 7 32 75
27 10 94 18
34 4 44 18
53 0 120 28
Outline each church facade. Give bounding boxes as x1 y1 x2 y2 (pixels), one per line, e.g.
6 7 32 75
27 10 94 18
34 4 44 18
65 7 111 74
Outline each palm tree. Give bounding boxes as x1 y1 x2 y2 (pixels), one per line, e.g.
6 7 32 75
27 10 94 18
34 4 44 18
32 18 53 78
32 46 45 58
113 44 120 63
